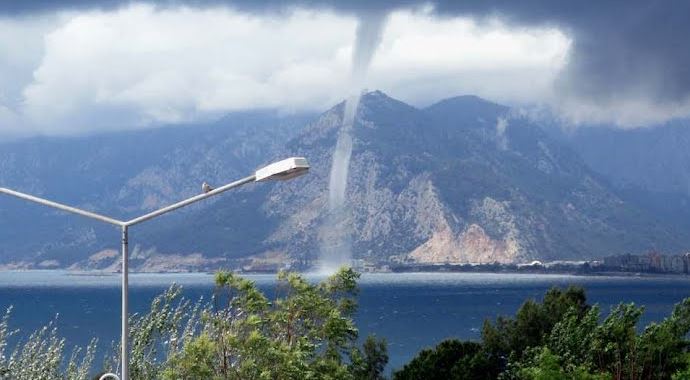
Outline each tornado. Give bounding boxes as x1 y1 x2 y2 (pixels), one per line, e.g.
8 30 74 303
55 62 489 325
319 12 388 274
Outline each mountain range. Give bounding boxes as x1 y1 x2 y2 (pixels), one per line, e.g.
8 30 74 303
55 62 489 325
1 91 689 271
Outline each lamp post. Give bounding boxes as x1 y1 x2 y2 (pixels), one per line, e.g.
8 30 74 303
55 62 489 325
0 157 309 380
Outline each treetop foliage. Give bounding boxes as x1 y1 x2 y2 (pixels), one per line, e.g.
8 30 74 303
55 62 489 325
394 286 690 380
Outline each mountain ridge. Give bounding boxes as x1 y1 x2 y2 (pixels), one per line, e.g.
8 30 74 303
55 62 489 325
137 91 690 268
1 91 689 270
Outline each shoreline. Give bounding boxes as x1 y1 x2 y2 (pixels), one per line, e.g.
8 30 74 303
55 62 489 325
0 267 688 280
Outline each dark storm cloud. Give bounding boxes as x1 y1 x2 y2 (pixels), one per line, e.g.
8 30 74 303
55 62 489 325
0 0 124 15
4 0 690 108
432 0 690 106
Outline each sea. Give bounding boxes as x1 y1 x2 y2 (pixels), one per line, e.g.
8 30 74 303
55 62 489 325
1 271 689 372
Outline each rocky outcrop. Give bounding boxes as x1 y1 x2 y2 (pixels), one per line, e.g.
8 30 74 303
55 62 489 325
410 224 516 264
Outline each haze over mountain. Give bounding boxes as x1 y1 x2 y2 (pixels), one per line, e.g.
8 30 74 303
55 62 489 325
558 122 690 234
1 91 689 271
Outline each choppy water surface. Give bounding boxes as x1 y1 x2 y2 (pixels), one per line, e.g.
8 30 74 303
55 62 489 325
1 271 689 371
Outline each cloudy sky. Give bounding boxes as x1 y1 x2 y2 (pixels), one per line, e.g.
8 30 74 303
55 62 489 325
1 0 689 137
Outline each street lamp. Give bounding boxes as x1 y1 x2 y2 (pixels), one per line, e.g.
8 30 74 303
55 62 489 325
0 156 309 380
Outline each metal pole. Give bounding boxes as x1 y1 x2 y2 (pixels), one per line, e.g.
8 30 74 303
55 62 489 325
0 188 123 226
121 225 129 380
124 175 255 227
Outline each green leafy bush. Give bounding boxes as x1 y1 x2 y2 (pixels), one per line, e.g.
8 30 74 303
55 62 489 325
396 286 690 380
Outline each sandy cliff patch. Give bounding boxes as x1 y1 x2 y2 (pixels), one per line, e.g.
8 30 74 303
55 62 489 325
409 223 518 264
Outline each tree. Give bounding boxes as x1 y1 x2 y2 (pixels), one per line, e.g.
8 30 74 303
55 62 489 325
395 286 690 380
482 286 590 368
636 298 690 379
547 305 601 369
162 334 217 380
350 335 389 380
589 303 643 379
103 284 200 379
392 339 491 380
160 267 375 380
0 306 96 380
517 347 610 380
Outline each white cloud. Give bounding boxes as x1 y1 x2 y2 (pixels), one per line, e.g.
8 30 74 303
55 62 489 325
370 12 569 106
0 15 59 106
19 6 355 133
553 96 690 128
3 4 573 135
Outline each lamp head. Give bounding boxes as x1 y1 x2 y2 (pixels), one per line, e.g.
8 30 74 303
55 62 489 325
255 157 310 182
